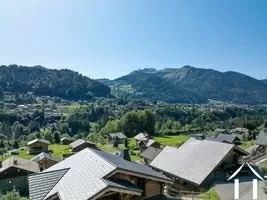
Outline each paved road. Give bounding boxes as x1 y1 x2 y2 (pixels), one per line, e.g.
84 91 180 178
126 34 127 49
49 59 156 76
215 176 266 200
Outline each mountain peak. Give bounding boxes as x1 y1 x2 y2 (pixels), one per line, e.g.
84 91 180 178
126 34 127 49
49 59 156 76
138 68 157 73
181 65 195 70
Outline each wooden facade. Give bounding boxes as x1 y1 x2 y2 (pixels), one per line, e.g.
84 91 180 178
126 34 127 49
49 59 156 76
95 172 164 200
37 158 59 171
28 141 49 155
0 167 34 196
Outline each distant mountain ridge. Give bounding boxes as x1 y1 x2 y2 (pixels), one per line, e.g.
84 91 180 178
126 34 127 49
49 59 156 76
261 79 267 85
99 66 267 104
0 65 111 100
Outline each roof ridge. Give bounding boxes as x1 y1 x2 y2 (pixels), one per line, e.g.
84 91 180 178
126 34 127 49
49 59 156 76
32 168 70 200
88 148 118 169
29 167 70 177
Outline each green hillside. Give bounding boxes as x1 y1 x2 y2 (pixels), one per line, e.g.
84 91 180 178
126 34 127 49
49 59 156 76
100 66 267 105
0 65 111 100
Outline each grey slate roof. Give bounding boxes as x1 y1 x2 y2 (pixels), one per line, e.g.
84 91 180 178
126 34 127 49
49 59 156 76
256 131 267 146
140 147 162 161
0 156 40 174
108 132 127 139
27 138 51 146
29 148 172 200
216 133 240 144
28 168 69 200
150 138 235 186
31 152 61 163
96 149 172 182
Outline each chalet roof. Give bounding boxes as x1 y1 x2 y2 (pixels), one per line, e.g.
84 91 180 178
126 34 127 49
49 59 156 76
216 134 241 144
140 147 162 161
215 128 227 133
108 132 127 139
146 139 158 147
134 132 149 141
60 137 70 141
256 131 267 146
0 156 40 174
69 139 95 149
29 168 69 200
150 138 242 186
27 138 51 146
28 148 172 200
31 152 61 163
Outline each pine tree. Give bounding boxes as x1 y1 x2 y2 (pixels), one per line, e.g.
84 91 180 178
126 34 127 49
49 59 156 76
124 138 128 148
0 140 4 148
53 131 61 144
13 140 19 149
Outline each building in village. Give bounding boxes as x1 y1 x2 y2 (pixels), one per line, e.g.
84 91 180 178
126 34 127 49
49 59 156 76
0 156 40 195
256 130 267 152
229 127 249 135
206 134 242 145
138 139 163 152
134 133 151 148
140 147 162 165
69 139 97 153
31 152 61 171
27 139 51 154
60 137 71 145
28 148 173 200
107 132 127 144
150 138 249 192
215 128 229 135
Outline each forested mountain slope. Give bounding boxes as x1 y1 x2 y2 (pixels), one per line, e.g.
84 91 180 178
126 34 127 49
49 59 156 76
100 66 267 104
0 65 111 100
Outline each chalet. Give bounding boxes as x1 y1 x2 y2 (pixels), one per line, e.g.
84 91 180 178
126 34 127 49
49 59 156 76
140 147 162 165
255 130 267 152
0 156 40 195
230 127 249 135
134 133 150 147
214 134 242 145
69 139 97 153
60 137 71 145
28 148 173 200
27 139 50 154
138 139 163 152
108 132 127 144
31 152 61 171
150 138 249 192
215 128 229 135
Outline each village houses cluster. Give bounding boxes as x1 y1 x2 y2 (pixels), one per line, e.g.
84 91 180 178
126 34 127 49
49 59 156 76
0 129 267 200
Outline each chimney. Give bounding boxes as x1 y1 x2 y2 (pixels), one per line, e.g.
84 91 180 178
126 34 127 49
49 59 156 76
13 160 17 165
196 134 205 140
120 148 131 162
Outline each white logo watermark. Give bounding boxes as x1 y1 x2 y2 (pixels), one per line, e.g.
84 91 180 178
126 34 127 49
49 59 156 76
227 162 266 200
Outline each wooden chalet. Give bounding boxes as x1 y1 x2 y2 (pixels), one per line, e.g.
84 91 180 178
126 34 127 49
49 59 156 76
150 138 249 192
31 152 61 171
27 139 51 155
28 148 174 200
0 156 40 195
69 139 97 153
108 132 127 144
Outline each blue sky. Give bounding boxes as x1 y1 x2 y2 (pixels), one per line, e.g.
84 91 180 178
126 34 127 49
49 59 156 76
0 0 266 79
